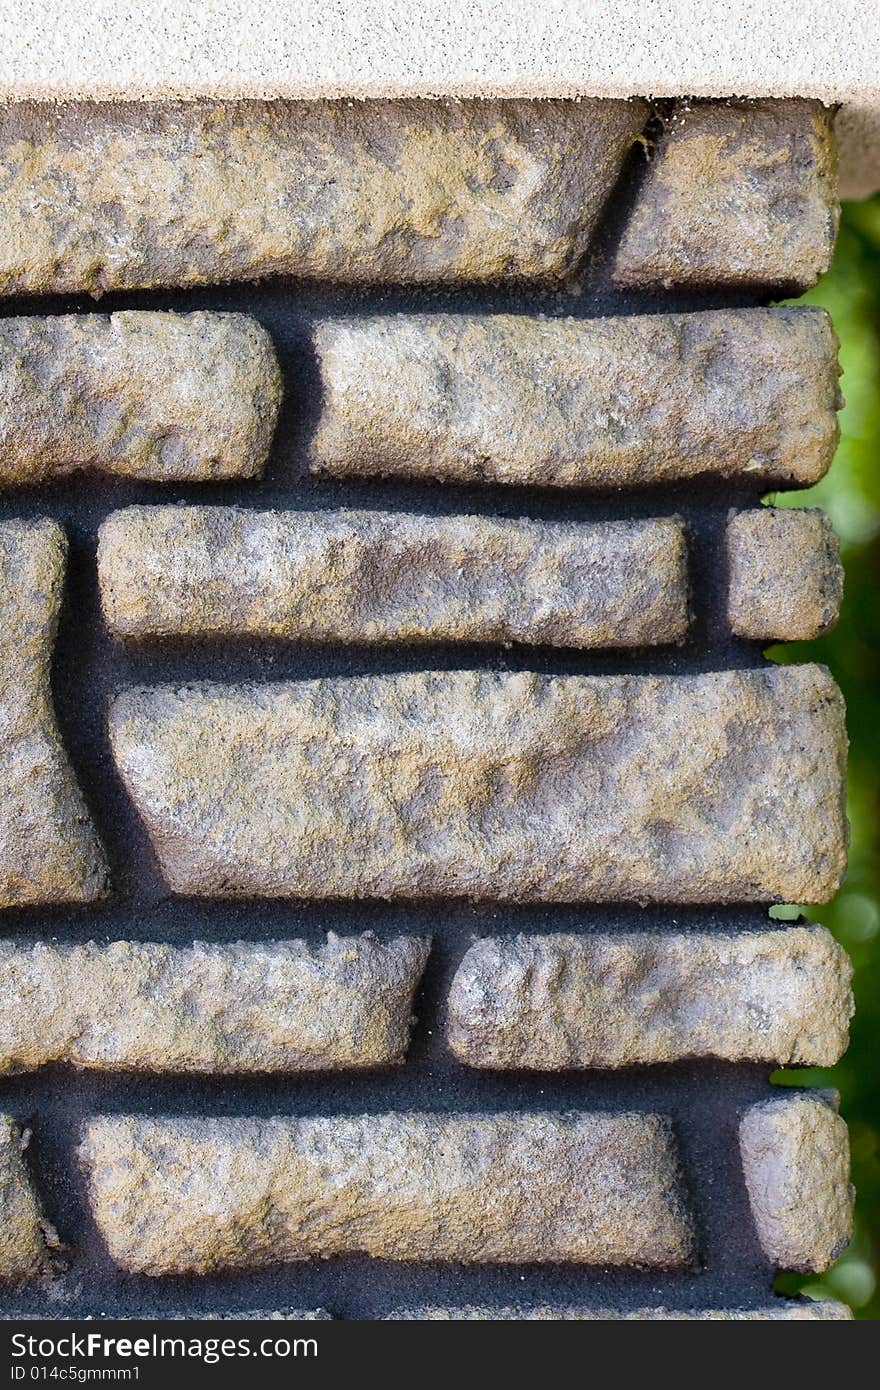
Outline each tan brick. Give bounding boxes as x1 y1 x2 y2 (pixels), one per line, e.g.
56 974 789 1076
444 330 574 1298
310 308 840 490
740 1093 854 1273
0 99 647 295
614 100 838 290
110 666 847 905
0 1117 61 1284
448 926 852 1069
98 506 689 649
0 522 108 906
79 1112 694 1275
0 935 428 1074
0 312 281 486
390 1302 852 1320
728 508 844 642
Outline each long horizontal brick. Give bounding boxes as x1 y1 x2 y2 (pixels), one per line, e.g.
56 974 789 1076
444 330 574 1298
0 522 108 906
447 926 852 1068
310 308 840 490
0 99 646 294
109 666 847 904
0 935 428 1074
0 312 281 486
97 506 689 649
79 1112 694 1275
740 1093 854 1273
614 100 838 290
0 1117 61 1284
390 1303 852 1320
728 508 844 642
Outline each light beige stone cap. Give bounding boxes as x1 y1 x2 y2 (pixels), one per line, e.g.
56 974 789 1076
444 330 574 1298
740 1091 854 1273
0 2 875 197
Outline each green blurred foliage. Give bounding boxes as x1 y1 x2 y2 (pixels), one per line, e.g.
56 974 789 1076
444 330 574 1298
767 198 880 1318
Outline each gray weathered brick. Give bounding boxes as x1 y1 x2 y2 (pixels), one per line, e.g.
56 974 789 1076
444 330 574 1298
728 508 844 642
109 666 847 905
740 1093 854 1273
79 1112 694 1275
0 312 281 486
0 1117 61 1284
614 100 838 290
0 521 108 906
0 935 428 1074
310 308 840 490
97 506 689 649
389 1302 852 1320
447 926 852 1069
0 99 647 295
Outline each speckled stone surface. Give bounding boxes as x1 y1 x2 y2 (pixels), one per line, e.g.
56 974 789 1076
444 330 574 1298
0 99 646 294
0 1117 61 1285
727 507 844 642
311 308 841 490
79 1112 695 1275
109 666 847 905
0 936 429 1074
614 99 838 289
0 521 108 907
389 1301 853 1319
98 506 689 649
740 1093 854 1273
0 312 281 485
447 926 852 1068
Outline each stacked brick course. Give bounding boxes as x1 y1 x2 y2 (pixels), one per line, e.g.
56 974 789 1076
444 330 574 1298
0 95 854 1319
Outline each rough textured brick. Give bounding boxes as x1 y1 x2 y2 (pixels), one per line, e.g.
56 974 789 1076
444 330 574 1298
447 926 852 1069
0 312 281 486
740 1093 854 1273
614 100 838 290
390 1302 852 1320
79 1112 694 1275
0 99 647 295
0 1117 60 1284
310 308 840 490
97 506 689 649
110 666 847 905
0 935 428 1074
728 508 844 642
0 522 108 906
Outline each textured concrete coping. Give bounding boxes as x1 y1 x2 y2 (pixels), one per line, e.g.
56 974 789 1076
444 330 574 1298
110 665 848 905
0 1117 61 1285
728 508 844 642
79 1112 695 1275
0 935 429 1074
0 521 108 907
311 308 841 491
0 99 645 294
0 312 281 486
389 1301 852 1320
98 507 689 650
740 1092 854 1273
447 926 853 1069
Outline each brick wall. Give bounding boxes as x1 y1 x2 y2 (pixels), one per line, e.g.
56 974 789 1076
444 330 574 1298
0 96 855 1319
